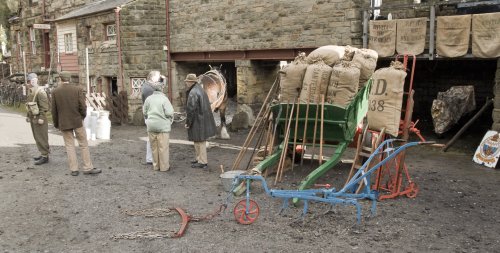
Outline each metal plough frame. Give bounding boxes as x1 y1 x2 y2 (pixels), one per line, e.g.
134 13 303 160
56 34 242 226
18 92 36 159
233 139 432 224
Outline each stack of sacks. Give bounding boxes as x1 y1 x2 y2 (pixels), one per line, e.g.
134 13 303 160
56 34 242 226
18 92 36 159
278 45 379 106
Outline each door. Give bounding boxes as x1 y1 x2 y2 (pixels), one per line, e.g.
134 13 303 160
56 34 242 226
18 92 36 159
43 31 50 69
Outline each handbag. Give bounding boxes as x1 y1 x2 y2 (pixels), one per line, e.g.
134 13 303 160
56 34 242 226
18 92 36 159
26 87 41 115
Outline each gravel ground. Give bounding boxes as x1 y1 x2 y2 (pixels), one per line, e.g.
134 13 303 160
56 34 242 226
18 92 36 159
0 106 499 253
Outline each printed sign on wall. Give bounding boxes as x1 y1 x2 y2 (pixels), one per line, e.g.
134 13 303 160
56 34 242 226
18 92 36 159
473 130 500 168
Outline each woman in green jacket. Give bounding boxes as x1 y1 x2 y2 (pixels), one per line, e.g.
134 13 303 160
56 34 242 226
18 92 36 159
143 81 174 172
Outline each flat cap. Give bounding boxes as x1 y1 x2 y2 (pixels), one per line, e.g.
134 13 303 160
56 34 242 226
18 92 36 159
57 71 72 82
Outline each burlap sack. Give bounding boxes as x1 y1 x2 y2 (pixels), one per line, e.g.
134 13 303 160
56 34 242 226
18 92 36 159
299 61 332 104
352 48 378 89
279 53 308 101
326 61 360 107
342 45 359 61
369 20 396 57
472 13 500 58
436 15 471 58
396 18 427 55
367 61 407 137
306 45 345 66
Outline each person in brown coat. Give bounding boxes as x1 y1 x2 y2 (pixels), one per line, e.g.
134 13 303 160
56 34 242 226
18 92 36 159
51 72 101 176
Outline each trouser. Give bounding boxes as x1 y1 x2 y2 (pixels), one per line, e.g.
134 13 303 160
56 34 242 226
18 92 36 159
30 119 49 157
62 126 94 172
149 132 170 171
146 139 153 163
194 141 208 165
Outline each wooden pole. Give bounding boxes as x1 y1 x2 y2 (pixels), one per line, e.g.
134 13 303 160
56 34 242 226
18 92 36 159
291 99 301 171
300 85 313 166
275 102 290 185
319 94 325 165
443 98 494 152
278 100 295 183
310 82 322 164
231 79 278 170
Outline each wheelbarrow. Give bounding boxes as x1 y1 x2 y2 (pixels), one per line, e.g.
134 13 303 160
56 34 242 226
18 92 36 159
232 139 432 224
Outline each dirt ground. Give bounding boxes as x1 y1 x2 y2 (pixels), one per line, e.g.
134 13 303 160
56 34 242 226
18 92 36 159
1 107 500 253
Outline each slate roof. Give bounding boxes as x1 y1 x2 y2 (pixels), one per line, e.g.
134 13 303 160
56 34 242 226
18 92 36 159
55 0 134 21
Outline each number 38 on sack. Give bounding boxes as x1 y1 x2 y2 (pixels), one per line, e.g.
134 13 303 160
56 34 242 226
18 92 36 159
369 99 385 112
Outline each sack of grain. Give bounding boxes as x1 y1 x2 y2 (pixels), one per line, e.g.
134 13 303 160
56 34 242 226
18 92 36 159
299 61 332 103
367 61 407 137
306 45 345 66
326 61 360 107
352 48 378 89
279 53 308 101
342 45 359 61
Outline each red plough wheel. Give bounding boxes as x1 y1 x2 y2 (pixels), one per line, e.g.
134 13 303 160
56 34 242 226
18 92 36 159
234 199 260 225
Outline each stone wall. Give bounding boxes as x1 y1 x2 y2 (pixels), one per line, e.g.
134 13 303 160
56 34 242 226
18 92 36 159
236 60 278 105
169 0 365 52
120 0 167 120
76 12 119 87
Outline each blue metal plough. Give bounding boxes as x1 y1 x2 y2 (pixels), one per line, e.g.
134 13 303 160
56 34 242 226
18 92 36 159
232 139 432 224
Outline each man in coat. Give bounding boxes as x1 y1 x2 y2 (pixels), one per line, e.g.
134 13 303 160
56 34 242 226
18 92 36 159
25 73 50 165
51 72 101 176
184 73 217 169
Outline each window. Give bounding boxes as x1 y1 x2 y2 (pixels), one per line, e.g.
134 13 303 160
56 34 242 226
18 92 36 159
106 24 116 41
16 31 22 58
90 77 96 93
86 26 93 45
131 78 146 97
29 27 36 55
64 33 73 52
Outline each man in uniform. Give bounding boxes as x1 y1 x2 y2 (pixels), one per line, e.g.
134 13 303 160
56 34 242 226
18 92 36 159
25 73 50 165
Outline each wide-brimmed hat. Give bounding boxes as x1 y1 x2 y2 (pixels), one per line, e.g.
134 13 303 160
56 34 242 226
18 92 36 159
184 73 198 83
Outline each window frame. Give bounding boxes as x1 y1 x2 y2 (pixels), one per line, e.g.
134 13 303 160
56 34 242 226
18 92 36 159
105 24 116 41
130 77 147 98
29 27 36 55
63 33 73 53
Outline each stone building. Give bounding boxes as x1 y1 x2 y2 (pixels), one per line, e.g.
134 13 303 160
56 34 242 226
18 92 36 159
52 0 166 118
7 0 500 136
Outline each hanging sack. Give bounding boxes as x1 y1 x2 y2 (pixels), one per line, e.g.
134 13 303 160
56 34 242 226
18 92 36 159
26 87 41 116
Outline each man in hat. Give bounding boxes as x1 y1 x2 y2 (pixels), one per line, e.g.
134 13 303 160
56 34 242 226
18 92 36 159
51 72 101 176
25 72 50 165
143 76 173 172
184 73 217 169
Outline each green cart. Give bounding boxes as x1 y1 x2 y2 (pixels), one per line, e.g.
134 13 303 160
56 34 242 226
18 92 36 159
250 80 371 192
